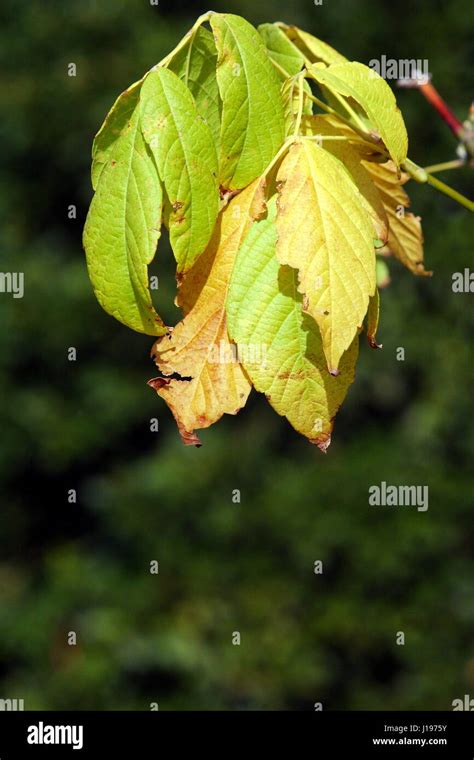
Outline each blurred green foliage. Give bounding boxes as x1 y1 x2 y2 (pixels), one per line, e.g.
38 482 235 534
0 0 472 710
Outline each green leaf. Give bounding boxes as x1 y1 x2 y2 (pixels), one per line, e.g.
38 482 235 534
309 61 408 167
257 23 312 136
376 257 391 288
281 25 347 65
91 80 142 190
140 68 219 272
275 140 376 374
168 26 222 151
257 23 305 76
209 13 286 190
84 105 166 336
227 199 358 451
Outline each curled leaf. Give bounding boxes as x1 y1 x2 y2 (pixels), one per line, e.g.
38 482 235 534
149 180 266 445
366 289 382 349
363 160 431 276
83 105 166 336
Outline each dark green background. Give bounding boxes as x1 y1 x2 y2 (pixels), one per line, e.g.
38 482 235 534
0 0 472 710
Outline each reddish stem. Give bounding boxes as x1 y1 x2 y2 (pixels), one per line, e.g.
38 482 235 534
417 81 464 138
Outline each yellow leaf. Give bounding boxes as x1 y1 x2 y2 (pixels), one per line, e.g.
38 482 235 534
363 160 431 276
316 114 390 160
148 180 265 444
300 115 388 243
309 62 408 168
281 25 347 66
276 140 376 374
227 199 359 452
366 288 382 349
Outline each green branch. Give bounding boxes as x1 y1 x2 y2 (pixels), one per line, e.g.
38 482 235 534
426 174 474 211
403 158 473 211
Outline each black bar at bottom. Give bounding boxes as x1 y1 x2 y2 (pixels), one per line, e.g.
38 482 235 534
0 710 472 757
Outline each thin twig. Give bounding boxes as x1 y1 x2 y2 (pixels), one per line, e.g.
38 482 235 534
423 159 465 174
425 174 473 211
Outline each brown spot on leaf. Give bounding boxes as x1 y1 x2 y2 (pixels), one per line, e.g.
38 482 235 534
219 186 241 204
172 201 184 212
277 369 305 380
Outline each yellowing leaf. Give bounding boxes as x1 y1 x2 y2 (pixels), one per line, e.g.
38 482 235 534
363 160 431 276
140 68 219 272
280 77 314 137
209 13 286 190
84 14 439 448
227 200 358 451
281 25 347 65
83 105 166 336
309 62 408 168
148 180 266 444
276 140 375 374
366 289 382 349
300 115 388 243
317 113 391 160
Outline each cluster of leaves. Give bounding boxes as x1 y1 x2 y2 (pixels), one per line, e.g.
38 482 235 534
84 12 431 450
